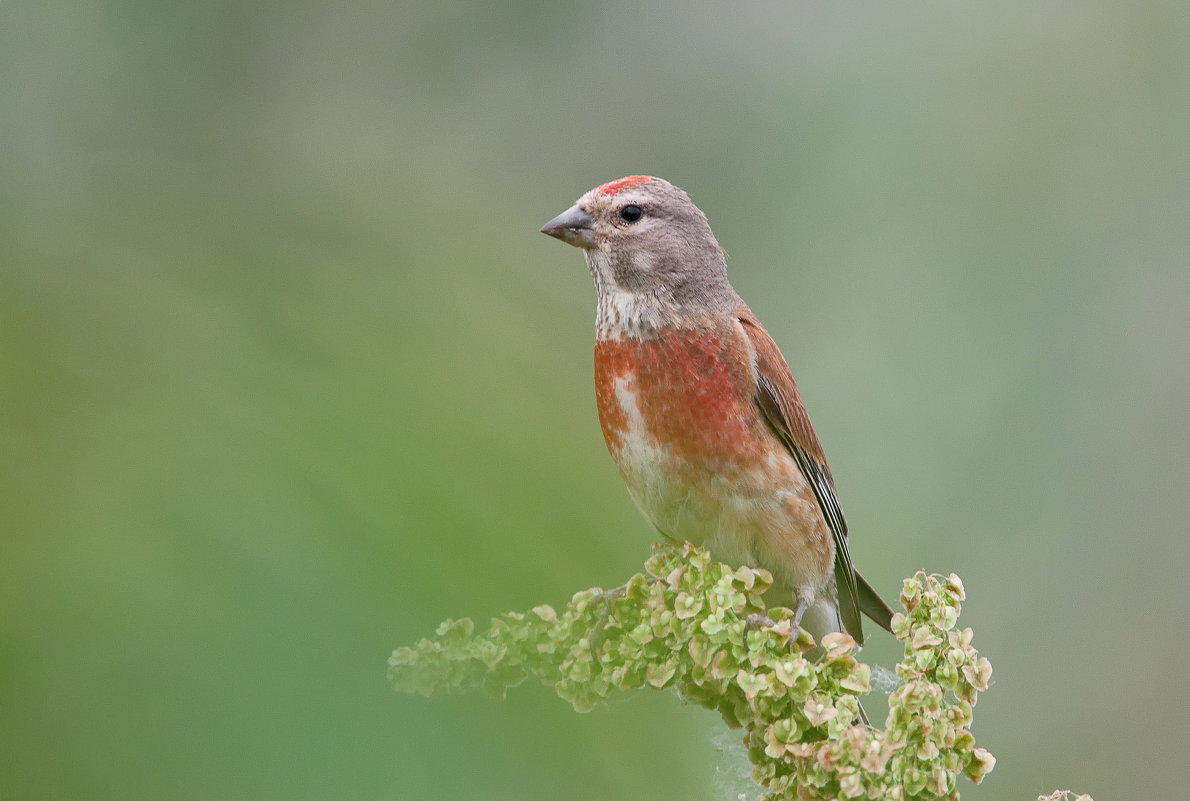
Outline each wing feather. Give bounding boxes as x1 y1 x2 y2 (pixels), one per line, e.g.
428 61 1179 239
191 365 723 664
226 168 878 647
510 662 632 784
737 312 892 641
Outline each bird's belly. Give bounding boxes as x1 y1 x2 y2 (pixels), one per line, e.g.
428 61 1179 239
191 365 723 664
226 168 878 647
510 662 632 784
621 453 776 568
615 431 822 581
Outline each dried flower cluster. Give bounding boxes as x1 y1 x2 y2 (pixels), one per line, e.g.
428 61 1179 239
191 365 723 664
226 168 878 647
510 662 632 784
391 542 1015 800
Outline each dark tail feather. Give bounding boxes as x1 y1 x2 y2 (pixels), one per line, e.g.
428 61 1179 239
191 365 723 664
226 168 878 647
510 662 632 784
845 570 893 728
855 569 895 633
833 558 865 645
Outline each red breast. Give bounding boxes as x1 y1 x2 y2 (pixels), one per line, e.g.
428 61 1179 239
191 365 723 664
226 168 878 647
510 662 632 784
594 323 765 474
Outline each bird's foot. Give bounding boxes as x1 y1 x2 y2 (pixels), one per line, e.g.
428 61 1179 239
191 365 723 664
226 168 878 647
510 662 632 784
745 612 779 630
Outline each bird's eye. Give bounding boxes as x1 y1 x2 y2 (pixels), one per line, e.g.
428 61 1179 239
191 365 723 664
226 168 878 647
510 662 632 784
619 204 643 223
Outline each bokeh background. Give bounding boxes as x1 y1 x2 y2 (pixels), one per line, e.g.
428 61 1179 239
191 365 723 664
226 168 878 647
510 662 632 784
3 2 1188 799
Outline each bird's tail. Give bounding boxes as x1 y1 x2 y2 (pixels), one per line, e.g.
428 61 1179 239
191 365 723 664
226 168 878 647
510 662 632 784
855 569 894 633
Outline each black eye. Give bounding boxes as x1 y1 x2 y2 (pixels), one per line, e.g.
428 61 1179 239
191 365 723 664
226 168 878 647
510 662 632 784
619 204 642 223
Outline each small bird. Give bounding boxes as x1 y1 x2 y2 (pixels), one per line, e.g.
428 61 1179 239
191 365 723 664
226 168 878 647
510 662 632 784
541 176 893 644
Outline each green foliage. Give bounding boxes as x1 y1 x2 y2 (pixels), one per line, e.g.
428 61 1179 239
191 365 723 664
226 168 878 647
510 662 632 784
391 543 1014 800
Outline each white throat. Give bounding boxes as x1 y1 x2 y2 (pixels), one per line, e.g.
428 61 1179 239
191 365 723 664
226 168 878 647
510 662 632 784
586 250 676 341
594 288 673 341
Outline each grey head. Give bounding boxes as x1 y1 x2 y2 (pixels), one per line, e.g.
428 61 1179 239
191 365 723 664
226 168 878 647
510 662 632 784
540 176 742 334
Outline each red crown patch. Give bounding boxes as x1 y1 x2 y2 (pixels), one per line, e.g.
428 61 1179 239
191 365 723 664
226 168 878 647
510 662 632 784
595 175 653 196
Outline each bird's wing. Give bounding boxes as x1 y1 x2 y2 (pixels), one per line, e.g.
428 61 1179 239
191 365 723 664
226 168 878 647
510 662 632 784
736 312 893 642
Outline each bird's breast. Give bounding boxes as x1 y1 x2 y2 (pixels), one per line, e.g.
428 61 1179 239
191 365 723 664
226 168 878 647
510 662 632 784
593 327 772 546
594 327 759 468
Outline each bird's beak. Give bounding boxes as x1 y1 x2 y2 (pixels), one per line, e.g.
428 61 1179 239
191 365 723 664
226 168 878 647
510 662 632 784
540 204 596 249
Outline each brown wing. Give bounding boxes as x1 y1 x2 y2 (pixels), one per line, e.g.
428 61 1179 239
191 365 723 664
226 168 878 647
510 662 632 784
737 311 892 642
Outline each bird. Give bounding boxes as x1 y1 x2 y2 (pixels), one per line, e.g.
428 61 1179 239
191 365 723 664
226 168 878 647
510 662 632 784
540 175 893 645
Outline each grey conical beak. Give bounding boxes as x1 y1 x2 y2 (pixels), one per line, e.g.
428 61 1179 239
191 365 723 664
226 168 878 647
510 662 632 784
540 204 596 249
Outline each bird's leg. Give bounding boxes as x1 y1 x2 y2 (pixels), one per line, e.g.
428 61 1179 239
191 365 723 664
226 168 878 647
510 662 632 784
790 599 807 631
790 586 814 633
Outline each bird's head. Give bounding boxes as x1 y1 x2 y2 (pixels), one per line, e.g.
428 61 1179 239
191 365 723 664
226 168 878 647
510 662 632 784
541 176 736 314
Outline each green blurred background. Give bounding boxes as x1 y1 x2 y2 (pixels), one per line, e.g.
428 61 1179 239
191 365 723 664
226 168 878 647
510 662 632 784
2 1 1187 798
